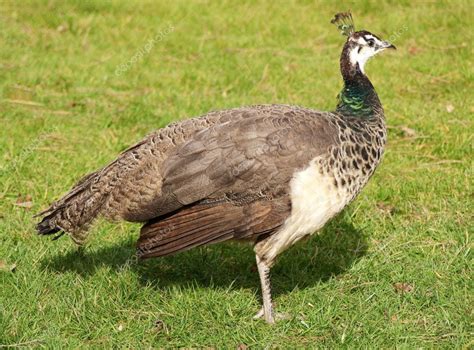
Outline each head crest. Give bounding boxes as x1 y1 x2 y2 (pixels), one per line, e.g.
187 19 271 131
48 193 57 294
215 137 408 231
331 12 355 37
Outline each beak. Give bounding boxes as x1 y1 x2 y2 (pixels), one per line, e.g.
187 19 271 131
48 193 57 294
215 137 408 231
381 41 396 50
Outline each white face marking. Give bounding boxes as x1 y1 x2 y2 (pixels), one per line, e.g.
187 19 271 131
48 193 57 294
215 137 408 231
348 35 387 73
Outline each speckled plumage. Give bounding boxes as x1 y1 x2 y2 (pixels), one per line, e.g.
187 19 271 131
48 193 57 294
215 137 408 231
37 13 395 323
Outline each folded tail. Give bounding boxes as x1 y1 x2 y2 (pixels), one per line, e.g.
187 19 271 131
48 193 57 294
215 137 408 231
35 170 105 244
36 215 61 235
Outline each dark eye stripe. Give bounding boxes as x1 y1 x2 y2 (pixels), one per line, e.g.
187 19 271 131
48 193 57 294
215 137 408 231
363 35 377 44
366 38 375 46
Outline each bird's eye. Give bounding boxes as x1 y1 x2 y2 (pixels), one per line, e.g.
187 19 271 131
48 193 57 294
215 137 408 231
367 40 375 47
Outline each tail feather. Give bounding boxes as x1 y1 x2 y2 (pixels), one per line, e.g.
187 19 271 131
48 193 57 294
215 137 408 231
35 138 152 243
36 215 61 235
35 169 106 244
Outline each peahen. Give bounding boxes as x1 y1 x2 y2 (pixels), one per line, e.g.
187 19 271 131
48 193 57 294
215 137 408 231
37 12 395 323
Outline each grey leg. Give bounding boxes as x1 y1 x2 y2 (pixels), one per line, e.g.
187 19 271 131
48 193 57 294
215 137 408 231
255 254 275 324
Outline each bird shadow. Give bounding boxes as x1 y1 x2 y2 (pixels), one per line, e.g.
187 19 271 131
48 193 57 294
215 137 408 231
41 216 368 298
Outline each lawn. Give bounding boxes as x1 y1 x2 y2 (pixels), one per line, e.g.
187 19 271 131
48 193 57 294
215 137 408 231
0 0 472 348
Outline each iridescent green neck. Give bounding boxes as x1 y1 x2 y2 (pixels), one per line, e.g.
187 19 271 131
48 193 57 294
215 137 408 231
336 79 380 117
336 38 382 117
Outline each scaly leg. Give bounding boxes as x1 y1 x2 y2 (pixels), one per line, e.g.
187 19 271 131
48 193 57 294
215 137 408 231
254 254 275 324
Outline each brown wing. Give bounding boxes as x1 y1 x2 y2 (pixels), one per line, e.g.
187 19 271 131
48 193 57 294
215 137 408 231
155 110 338 215
137 109 339 257
137 197 290 258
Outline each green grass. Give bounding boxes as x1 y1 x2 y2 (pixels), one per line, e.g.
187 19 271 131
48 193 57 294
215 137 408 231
0 0 472 348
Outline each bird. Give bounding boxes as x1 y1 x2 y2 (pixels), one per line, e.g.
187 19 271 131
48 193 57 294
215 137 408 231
36 12 396 324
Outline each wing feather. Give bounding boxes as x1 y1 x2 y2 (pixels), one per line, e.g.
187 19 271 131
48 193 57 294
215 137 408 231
155 111 338 216
137 198 290 258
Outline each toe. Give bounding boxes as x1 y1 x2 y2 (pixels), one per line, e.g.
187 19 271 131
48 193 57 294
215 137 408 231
253 307 264 319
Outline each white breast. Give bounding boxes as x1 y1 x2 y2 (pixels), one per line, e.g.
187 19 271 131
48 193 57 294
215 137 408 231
258 158 350 262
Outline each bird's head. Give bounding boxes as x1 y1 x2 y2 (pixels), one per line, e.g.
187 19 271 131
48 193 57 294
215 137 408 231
331 12 396 75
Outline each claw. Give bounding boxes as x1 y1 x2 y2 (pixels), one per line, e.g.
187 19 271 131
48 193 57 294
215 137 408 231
253 306 290 323
253 307 265 320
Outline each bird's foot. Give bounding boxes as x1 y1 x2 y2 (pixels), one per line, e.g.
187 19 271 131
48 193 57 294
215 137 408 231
253 307 290 323
253 307 265 320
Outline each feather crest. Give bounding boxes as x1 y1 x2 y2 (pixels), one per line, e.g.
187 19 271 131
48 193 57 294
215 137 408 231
331 12 355 37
